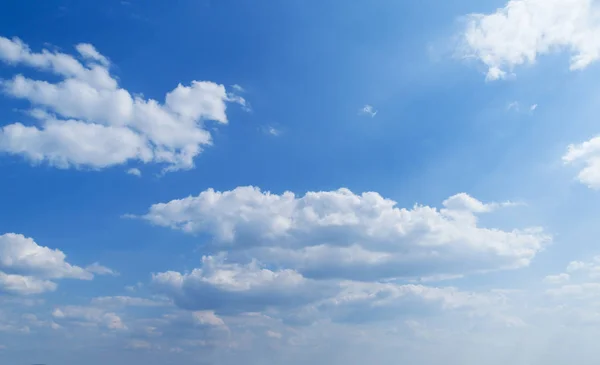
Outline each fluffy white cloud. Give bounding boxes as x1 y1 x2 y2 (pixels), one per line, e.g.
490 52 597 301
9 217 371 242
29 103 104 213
460 0 600 80
0 36 246 172
0 272 56 295
0 233 113 295
563 135 600 189
139 186 549 280
0 233 91 279
152 255 330 313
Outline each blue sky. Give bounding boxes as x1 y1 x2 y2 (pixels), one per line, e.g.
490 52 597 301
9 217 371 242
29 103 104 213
3 0 600 364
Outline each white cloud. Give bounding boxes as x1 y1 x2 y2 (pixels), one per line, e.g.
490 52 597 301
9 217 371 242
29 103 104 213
0 272 56 295
318 281 508 324
86 262 118 276
563 135 600 189
264 126 280 136
138 186 549 281
0 36 246 172
152 255 329 313
266 330 282 339
0 233 112 295
0 233 91 279
359 105 377 117
52 306 127 330
544 256 600 299
192 311 226 327
546 283 600 298
507 101 520 111
75 43 110 67
231 84 245 92
544 273 570 284
460 0 600 80
127 167 142 176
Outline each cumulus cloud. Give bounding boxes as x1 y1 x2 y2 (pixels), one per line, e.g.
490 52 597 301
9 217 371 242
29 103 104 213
151 254 512 325
152 255 330 314
0 233 112 295
0 272 56 295
460 0 600 80
0 36 246 172
563 136 600 189
138 186 549 281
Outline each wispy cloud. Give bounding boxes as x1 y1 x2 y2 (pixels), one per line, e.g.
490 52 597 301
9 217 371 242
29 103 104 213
359 104 377 118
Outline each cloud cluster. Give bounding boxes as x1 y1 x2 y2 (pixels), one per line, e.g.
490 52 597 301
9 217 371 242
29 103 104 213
460 0 600 80
52 305 126 330
544 255 600 297
0 37 246 172
140 187 549 281
563 135 600 189
136 186 549 319
0 233 112 295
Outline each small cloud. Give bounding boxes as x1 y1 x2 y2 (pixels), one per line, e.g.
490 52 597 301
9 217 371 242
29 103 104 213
266 126 280 136
359 105 377 118
486 67 507 81
227 93 251 112
266 330 282 339
544 273 570 285
127 168 142 177
231 84 245 92
86 263 119 276
27 108 54 120
125 282 143 292
507 101 520 111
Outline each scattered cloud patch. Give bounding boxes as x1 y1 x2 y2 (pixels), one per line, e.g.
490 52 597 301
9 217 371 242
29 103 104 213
563 136 600 189
231 84 245 93
507 101 520 111
0 36 247 172
459 0 600 80
138 186 548 282
263 126 280 136
126 167 142 177
0 233 112 295
52 305 127 330
359 105 377 118
544 273 570 285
